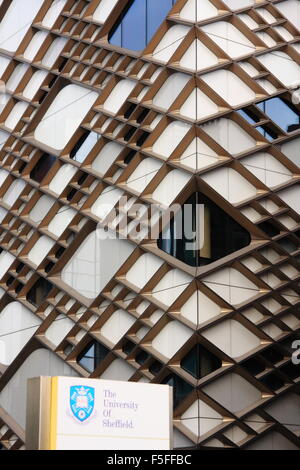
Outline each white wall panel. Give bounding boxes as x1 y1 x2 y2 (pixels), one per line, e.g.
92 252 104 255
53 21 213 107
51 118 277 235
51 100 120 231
278 186 300 214
48 207 76 237
152 321 193 359
0 0 44 52
203 319 260 358
152 25 190 63
23 31 47 61
152 269 192 307
29 195 55 223
45 315 74 347
203 268 259 306
153 73 190 110
0 349 78 428
257 52 300 88
126 158 163 193
3 179 26 207
34 85 98 150
62 230 135 298
180 0 217 22
93 0 119 23
0 302 41 365
100 309 135 345
203 373 261 413
202 69 256 106
153 121 191 158
276 0 300 31
202 22 255 58
49 164 77 194
5 102 27 130
152 169 191 206
201 118 256 154
202 167 257 204
42 0 67 28
100 358 135 381
126 253 164 289
28 236 55 266
92 142 123 175
23 70 48 100
103 80 136 114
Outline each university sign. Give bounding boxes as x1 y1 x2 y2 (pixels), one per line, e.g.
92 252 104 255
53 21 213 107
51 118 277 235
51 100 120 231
26 376 173 450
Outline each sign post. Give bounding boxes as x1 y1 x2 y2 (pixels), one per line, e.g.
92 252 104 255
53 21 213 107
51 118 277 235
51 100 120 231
26 376 173 450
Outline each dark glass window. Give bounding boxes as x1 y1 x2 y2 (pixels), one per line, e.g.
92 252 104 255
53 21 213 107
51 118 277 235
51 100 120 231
260 373 285 392
124 103 137 119
122 339 136 355
6 276 14 286
277 237 297 254
135 350 150 365
237 107 261 124
257 97 300 133
242 357 265 375
181 344 222 379
15 283 23 294
136 131 149 147
258 221 280 237
70 132 99 163
124 150 136 164
157 192 251 267
124 127 136 142
261 347 284 365
109 0 176 51
77 340 109 373
162 374 193 408
137 108 150 124
55 246 65 258
45 261 55 273
67 188 77 201
30 153 56 183
149 360 163 375
255 124 279 141
78 173 88 185
16 262 25 273
279 363 299 380
26 278 53 306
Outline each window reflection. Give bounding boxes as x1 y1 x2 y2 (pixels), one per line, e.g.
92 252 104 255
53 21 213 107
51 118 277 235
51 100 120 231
70 131 100 163
181 344 222 379
77 340 109 373
30 153 56 183
162 373 193 408
257 97 300 133
109 0 176 51
26 277 53 306
157 192 251 267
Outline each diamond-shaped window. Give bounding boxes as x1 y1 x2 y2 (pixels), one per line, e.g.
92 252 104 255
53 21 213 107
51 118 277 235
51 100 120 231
157 192 251 267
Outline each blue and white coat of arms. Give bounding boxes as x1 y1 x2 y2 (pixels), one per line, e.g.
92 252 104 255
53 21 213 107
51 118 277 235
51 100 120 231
70 385 95 422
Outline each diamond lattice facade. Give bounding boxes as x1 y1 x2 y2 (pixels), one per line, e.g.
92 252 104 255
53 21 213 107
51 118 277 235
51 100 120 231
0 0 299 450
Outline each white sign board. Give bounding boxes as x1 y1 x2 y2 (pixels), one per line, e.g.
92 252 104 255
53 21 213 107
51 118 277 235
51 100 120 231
26 376 173 450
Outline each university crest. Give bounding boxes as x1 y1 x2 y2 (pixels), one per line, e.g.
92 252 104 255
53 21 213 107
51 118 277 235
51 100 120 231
70 385 95 422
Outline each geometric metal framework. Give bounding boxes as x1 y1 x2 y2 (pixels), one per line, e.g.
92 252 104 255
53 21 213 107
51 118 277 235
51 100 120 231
0 0 299 450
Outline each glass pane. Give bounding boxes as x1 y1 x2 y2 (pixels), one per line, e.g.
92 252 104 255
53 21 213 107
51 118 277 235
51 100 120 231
257 97 300 132
109 0 176 51
77 340 109 372
146 0 173 42
109 22 122 47
30 153 56 183
158 192 251 267
181 344 222 379
122 0 146 50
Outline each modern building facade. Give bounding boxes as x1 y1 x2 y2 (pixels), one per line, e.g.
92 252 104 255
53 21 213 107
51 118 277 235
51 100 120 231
0 0 299 450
